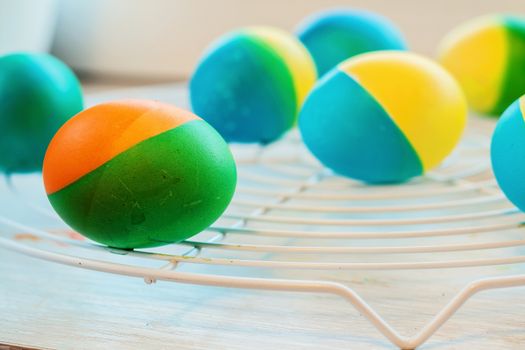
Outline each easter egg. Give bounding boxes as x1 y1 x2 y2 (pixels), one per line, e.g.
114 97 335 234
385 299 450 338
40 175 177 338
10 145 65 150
0 52 83 173
43 100 237 249
297 9 407 76
299 51 467 184
491 96 525 211
190 26 317 144
439 15 525 116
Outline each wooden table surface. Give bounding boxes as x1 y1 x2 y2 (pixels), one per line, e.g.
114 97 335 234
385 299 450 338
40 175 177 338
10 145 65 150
1 84 525 350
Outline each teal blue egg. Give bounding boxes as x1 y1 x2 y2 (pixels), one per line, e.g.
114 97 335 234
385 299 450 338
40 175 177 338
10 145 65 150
0 53 83 173
190 27 317 144
491 96 525 211
297 9 407 76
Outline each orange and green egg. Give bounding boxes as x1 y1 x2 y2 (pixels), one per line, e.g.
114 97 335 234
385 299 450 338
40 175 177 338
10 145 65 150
43 100 237 249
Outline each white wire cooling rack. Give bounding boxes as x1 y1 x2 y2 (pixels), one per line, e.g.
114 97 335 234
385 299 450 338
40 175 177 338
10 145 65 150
1 88 525 349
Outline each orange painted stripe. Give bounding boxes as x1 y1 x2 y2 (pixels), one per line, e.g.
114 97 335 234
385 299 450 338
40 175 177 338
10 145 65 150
43 99 199 194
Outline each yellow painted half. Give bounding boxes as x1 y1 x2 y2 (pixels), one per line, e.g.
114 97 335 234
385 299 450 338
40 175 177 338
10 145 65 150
438 16 508 114
248 27 317 109
340 51 468 171
521 96 525 119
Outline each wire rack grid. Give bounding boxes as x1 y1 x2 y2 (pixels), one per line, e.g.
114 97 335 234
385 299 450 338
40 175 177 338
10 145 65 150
1 85 525 350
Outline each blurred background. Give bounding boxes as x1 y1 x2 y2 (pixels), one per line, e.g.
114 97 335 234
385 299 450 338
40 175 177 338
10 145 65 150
1 0 523 86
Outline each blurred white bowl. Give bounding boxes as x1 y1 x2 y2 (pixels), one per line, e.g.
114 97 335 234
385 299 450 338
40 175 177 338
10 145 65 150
50 0 524 80
0 0 58 55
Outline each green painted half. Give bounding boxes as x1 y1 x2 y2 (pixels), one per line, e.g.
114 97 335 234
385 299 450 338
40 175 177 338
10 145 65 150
48 120 237 249
245 33 299 116
492 16 525 115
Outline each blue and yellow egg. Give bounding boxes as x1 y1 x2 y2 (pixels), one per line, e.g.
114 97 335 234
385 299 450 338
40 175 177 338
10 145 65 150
299 51 467 183
43 100 237 249
491 96 525 211
297 9 407 76
439 15 525 116
190 27 317 144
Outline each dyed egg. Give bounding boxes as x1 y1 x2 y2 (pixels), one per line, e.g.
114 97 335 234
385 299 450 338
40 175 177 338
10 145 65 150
0 52 83 173
299 51 467 184
491 96 525 211
439 15 525 116
43 100 237 249
190 26 317 144
297 9 407 76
